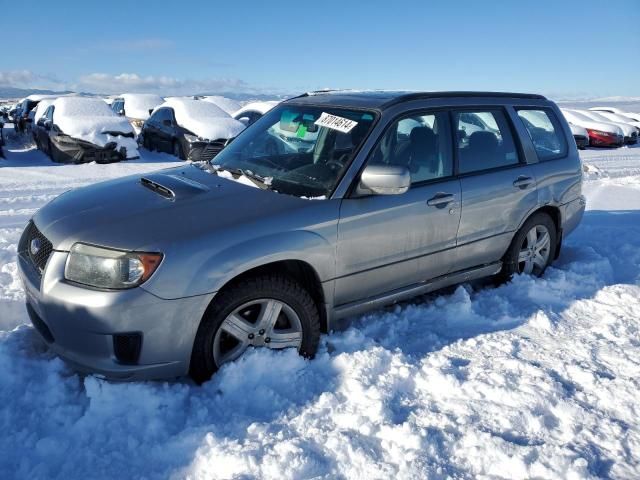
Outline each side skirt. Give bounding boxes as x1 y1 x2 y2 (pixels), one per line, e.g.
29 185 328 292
332 262 502 321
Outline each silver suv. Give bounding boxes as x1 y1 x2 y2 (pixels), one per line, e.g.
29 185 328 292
17 91 585 382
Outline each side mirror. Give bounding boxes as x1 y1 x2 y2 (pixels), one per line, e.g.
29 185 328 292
238 117 250 126
37 118 45 127
356 165 410 196
44 120 52 131
162 119 172 127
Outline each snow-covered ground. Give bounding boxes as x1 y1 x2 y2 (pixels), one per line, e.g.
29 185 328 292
1 131 639 479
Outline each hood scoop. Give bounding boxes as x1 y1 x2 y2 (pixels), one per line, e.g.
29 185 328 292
140 173 210 200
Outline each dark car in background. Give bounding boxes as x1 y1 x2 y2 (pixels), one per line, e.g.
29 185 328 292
141 98 245 161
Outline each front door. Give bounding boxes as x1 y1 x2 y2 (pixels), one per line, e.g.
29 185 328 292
335 110 461 306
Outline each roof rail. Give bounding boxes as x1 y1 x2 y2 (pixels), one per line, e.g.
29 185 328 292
381 91 547 108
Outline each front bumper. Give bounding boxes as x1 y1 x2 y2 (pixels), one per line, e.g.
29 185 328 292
18 243 214 381
53 137 127 164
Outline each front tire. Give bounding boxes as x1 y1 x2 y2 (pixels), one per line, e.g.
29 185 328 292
499 212 557 281
190 274 321 384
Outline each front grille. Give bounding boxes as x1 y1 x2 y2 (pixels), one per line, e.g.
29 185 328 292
200 143 224 162
19 221 53 274
113 333 142 364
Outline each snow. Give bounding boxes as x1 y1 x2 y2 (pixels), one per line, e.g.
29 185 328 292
52 97 139 158
1 138 640 479
120 93 164 120
155 98 245 141
201 96 242 115
234 101 280 118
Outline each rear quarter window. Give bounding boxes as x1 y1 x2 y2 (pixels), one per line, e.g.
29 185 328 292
516 108 568 161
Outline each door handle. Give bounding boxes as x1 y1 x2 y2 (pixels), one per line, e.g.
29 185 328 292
513 176 534 189
427 193 455 207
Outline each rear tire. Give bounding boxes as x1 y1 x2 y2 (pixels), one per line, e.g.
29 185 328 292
189 274 321 384
498 212 557 281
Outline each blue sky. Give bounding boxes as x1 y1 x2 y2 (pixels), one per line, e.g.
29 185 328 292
1 0 639 99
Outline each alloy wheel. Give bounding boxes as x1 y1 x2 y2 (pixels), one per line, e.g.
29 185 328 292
212 298 303 367
517 225 551 275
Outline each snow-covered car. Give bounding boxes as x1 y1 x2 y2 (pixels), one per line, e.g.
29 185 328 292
568 122 589 149
16 95 53 132
571 109 637 144
110 93 164 134
201 96 241 115
31 98 57 147
587 110 640 131
560 109 624 147
590 108 640 123
141 98 245 161
233 101 280 126
35 97 138 163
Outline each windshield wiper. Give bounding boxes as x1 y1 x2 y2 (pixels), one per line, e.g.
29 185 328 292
213 165 271 190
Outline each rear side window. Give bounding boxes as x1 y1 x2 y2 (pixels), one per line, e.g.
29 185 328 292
516 108 568 161
454 110 520 174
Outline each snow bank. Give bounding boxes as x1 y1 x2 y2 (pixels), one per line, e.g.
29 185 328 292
155 98 245 141
120 93 164 120
201 96 241 115
52 97 138 158
0 142 639 478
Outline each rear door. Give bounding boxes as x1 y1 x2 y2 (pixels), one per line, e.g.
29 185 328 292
453 108 538 271
335 110 461 305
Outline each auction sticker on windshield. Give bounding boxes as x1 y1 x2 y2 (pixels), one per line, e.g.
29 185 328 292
314 112 358 133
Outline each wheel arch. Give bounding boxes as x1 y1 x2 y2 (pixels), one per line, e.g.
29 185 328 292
204 259 329 334
515 205 562 259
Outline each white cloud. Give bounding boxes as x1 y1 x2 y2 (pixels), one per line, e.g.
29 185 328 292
77 72 253 95
0 70 39 86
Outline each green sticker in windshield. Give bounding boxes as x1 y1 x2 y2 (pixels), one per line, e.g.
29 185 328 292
296 124 308 138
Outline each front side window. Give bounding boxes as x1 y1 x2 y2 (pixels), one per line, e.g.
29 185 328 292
455 110 520 174
211 105 376 198
516 108 568 161
367 111 453 184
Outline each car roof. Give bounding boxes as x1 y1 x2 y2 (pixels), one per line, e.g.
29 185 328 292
285 90 547 110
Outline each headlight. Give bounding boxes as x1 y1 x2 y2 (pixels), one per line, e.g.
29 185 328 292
184 133 202 143
65 243 162 289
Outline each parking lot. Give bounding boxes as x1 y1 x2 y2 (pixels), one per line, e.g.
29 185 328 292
1 134 639 478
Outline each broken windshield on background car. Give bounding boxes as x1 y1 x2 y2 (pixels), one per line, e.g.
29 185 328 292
211 106 376 198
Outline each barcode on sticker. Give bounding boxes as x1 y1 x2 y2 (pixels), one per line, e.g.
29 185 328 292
314 112 358 133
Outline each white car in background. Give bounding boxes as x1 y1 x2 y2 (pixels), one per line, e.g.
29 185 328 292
561 109 624 147
589 106 640 122
572 109 638 144
587 110 640 130
110 93 165 134
201 96 241 115
233 101 280 126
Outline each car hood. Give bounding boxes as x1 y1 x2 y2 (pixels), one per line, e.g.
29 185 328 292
33 164 310 251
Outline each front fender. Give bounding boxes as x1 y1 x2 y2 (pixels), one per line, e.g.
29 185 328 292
143 229 335 300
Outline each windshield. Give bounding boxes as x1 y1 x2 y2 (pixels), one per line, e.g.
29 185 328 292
211 104 376 198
